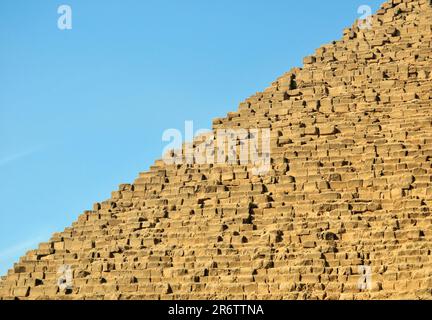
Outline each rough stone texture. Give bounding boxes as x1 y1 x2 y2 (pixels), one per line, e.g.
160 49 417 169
1 0 432 300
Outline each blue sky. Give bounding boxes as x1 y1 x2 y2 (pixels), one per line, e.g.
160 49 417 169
0 0 383 275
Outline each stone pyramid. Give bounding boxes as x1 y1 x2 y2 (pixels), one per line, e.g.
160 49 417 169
1 0 432 300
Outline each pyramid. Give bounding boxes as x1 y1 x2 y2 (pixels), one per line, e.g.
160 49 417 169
1 0 432 300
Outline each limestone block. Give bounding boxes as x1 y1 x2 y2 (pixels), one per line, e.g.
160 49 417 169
319 125 337 135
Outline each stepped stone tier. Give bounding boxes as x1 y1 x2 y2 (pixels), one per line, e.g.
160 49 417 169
2 0 432 300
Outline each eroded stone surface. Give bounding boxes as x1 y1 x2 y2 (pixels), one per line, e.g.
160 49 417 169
1 0 432 300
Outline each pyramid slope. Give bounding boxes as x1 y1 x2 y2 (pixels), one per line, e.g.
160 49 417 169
1 0 432 300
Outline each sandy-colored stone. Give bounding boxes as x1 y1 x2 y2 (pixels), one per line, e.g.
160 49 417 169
1 0 432 301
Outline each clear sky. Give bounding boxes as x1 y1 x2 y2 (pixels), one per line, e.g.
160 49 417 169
0 0 383 276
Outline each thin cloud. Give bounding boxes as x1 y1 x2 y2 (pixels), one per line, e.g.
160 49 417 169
0 234 48 262
0 146 44 168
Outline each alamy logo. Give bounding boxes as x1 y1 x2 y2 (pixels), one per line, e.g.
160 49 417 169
57 265 73 291
162 121 271 176
57 5 72 30
357 5 373 30
358 265 372 291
